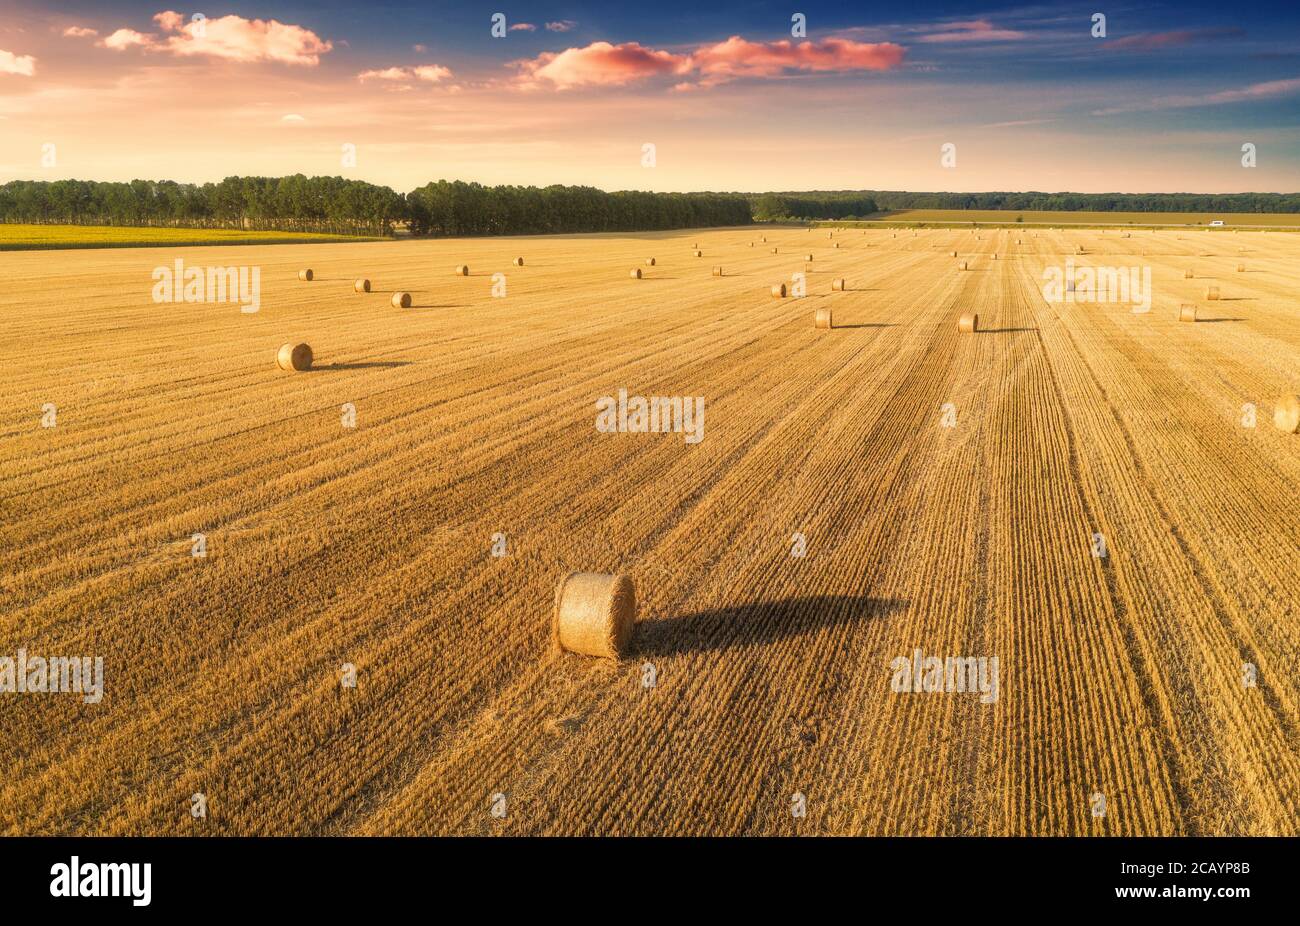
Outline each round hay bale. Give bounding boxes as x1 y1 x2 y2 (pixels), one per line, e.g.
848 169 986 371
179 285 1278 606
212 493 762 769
1236 263 1245 272
630 268 642 279
455 264 469 276
1184 269 1194 279
834 242 841 248
692 242 699 248
831 278 846 291
1273 394 1300 433
950 251 958 257
553 572 636 659
297 269 314 282
770 283 787 298
960 261 969 271
693 250 703 257
749 242 755 247
276 342 312 372
354 278 371 293
1178 304 1197 322
992 253 998 260
1206 286 1220 301
958 313 978 333
514 257 524 267
391 291 412 308
814 308 833 329
1016 239 1023 244
712 266 723 276
761 235 767 242
645 257 656 266
771 247 779 254
804 254 813 261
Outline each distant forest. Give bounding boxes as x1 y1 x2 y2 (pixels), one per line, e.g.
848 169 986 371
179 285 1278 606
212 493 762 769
1 177 1296 237
768 189 1300 216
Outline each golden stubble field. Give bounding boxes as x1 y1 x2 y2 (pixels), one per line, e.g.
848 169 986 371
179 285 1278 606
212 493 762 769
1 225 1297 836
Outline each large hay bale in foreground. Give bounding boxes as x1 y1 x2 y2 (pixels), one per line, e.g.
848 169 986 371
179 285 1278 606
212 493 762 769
1206 286 1221 300
391 292 412 308
1179 304 1197 322
630 268 642 279
771 283 787 298
831 278 846 291
514 257 524 266
958 313 978 333
297 269 313 282
1274 394 1300 433
553 572 636 659
354 278 371 293
276 342 312 372
814 308 833 329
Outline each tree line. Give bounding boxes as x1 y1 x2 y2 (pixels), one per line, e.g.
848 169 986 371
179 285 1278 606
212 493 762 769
750 192 880 222
834 189 1300 215
3 177 1296 237
405 180 751 235
0 176 751 236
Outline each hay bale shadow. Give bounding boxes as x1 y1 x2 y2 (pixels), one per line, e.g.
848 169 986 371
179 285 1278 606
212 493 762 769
635 594 906 657
315 361 412 371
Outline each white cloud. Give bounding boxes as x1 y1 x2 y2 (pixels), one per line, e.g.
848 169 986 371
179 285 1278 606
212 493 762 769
0 49 36 76
100 29 157 51
358 64 452 83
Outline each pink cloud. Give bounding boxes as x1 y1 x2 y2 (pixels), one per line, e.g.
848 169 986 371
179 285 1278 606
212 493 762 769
919 20 1026 43
515 41 690 89
100 29 156 51
510 23 538 32
62 26 99 38
153 11 185 32
515 36 905 90
358 64 452 83
546 21 578 33
1108 27 1245 51
0 49 37 76
690 36 906 84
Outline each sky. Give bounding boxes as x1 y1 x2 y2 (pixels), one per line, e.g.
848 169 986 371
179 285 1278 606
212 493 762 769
0 1 1297 194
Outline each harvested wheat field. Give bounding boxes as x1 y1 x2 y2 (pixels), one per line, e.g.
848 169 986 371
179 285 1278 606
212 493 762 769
1 225 1297 837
